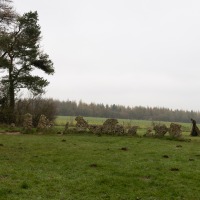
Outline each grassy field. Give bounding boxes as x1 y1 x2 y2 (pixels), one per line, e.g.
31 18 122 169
0 117 199 199
1 133 200 199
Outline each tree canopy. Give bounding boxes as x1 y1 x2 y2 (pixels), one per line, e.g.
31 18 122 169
0 9 54 111
0 0 16 29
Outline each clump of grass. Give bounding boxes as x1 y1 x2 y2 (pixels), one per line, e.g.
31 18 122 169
21 128 36 134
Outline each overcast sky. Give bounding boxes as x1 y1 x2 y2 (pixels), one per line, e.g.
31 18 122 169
14 0 200 111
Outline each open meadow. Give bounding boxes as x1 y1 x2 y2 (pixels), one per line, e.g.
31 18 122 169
1 117 200 199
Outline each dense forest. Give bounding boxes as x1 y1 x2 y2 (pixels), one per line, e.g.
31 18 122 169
54 100 200 123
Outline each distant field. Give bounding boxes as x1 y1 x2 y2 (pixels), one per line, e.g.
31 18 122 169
1 134 200 199
55 116 192 134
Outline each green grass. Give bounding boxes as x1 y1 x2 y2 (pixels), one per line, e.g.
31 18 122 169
1 133 200 199
0 124 21 133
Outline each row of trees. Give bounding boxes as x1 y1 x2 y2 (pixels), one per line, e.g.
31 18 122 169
0 0 54 122
55 100 200 123
2 97 198 124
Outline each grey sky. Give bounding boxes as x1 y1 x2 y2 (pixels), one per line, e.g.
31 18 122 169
14 0 200 111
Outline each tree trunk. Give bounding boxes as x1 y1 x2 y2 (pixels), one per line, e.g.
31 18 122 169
8 56 15 113
9 80 15 111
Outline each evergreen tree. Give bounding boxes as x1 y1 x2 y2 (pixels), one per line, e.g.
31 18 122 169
0 0 15 28
0 11 54 112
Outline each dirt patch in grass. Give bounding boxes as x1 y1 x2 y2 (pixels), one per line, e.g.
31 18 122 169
170 168 179 171
189 158 195 161
0 132 21 135
120 147 128 151
89 163 98 168
162 155 169 158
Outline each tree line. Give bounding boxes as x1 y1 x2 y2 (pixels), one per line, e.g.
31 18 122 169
55 100 200 123
1 97 199 124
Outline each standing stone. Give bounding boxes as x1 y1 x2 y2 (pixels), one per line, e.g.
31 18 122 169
75 116 89 132
88 125 103 135
23 113 33 130
145 127 154 137
190 118 200 136
153 124 168 137
63 122 69 134
48 120 54 127
37 114 48 131
127 126 138 136
101 119 125 135
169 123 182 138
114 124 125 136
102 119 119 134
10 123 16 128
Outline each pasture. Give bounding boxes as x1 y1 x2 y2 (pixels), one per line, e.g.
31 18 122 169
1 117 200 199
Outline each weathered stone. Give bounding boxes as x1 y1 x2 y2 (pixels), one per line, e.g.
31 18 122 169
145 127 154 137
153 124 168 137
63 122 69 134
100 119 126 135
37 114 49 130
190 118 200 136
10 123 15 128
102 119 118 134
88 125 97 133
23 113 33 130
65 122 69 130
114 124 125 135
48 120 54 127
169 123 182 138
127 126 138 136
75 116 89 132
88 125 102 135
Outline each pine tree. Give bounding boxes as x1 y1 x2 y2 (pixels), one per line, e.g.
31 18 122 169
0 11 54 112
